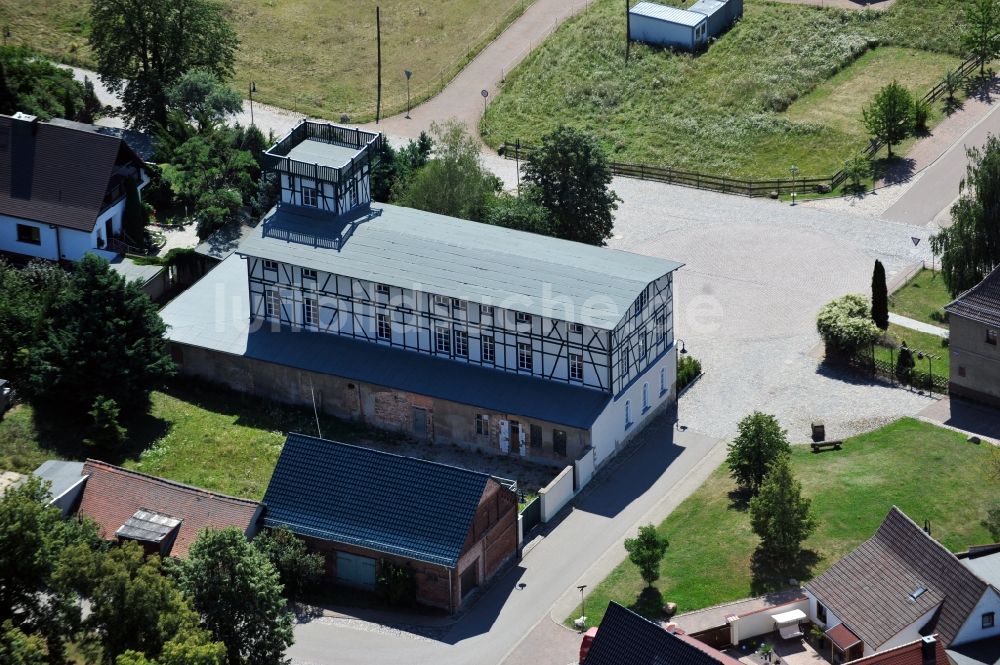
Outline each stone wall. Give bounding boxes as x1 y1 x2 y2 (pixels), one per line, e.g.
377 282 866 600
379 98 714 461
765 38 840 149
172 342 592 466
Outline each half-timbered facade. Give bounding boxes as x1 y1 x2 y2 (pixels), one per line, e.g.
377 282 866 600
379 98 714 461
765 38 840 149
163 120 683 471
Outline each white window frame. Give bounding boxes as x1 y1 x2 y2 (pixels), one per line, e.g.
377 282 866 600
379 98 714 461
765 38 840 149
303 296 318 326
263 259 278 271
482 335 496 363
518 342 533 371
377 313 391 340
642 383 649 410
481 305 495 317
453 299 467 312
516 311 531 324
376 283 390 295
660 367 667 395
569 352 584 381
476 413 489 436
434 294 450 308
302 268 317 282
455 329 469 357
302 186 319 207
266 289 281 318
570 322 583 335
625 400 632 428
435 325 451 353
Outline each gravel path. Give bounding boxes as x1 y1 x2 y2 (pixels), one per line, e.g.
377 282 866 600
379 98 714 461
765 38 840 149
888 313 950 338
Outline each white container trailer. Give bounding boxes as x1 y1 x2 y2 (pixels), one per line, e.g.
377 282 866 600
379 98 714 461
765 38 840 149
628 1 708 51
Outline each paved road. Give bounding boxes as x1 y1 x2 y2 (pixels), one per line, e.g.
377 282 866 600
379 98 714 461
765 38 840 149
882 88 1000 227
363 0 594 140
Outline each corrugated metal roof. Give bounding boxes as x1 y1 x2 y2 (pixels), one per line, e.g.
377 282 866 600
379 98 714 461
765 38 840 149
32 460 85 500
161 255 612 428
239 203 681 330
286 139 361 169
630 2 707 27
115 508 182 543
263 433 492 567
689 0 727 18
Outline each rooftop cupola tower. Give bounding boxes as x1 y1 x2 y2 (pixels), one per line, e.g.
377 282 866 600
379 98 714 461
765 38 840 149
263 120 381 218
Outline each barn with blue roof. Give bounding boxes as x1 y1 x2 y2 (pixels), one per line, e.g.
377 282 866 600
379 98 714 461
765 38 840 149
261 432 518 612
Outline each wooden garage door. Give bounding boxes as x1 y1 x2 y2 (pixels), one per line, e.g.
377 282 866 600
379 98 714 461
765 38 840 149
336 551 376 590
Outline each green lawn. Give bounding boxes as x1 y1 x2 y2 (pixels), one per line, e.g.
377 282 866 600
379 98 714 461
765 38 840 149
872 323 950 379
570 418 996 629
0 380 395 499
0 0 530 121
890 268 953 328
482 0 970 178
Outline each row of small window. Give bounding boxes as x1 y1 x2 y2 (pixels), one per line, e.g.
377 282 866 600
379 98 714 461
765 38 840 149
474 414 569 457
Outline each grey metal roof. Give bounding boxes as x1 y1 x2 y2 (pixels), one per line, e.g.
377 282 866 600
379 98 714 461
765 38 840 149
115 508 182 543
160 255 612 429
804 507 987 648
109 256 164 285
285 139 361 170
630 2 707 27
32 460 85 501
263 433 492 567
689 0 727 18
238 203 682 330
962 551 1000 588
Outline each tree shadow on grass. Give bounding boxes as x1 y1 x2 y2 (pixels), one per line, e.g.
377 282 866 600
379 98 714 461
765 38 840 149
629 586 665 621
728 487 752 512
29 404 169 467
750 546 821 597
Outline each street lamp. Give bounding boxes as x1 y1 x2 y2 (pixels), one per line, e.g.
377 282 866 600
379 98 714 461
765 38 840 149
404 70 412 119
675 339 688 431
789 165 799 206
577 585 588 630
248 81 257 127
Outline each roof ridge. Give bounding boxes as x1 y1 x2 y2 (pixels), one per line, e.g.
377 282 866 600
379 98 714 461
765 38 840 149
881 506 971 568
286 433 494 481
83 459 260 506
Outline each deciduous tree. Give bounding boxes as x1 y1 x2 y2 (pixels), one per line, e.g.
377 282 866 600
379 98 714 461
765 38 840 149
182 528 294 665
166 69 243 129
749 456 817 565
89 0 238 129
962 0 1000 77
931 135 1000 296
522 126 620 246
727 412 792 495
862 81 915 158
252 528 325 603
624 524 669 588
871 260 889 331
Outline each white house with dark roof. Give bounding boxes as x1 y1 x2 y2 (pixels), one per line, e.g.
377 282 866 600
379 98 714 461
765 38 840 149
946 265 1000 408
0 112 150 262
804 507 1000 662
161 120 683 472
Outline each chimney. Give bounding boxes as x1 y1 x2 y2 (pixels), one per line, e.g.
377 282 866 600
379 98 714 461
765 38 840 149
921 635 937 665
9 112 39 200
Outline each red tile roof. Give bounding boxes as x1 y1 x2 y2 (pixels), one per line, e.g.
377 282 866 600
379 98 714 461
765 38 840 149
78 460 262 558
826 623 863 651
853 636 949 665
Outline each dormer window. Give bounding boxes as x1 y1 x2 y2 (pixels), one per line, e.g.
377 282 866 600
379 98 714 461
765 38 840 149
302 186 319 207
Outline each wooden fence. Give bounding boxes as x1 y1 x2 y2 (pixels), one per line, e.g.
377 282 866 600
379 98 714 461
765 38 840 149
500 54 983 198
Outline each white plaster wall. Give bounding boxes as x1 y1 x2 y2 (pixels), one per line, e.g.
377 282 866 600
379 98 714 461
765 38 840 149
589 345 677 466
59 225 104 261
574 449 595 489
730 597 809 643
953 587 1000 646
0 215 59 260
539 466 574 522
805 589 844 631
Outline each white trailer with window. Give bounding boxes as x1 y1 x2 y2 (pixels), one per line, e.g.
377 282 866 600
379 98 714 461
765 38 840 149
628 1 708 51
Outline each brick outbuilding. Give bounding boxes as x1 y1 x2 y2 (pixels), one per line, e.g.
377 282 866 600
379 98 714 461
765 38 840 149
261 433 518 612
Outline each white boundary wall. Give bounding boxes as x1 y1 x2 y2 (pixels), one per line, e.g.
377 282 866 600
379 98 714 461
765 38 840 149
539 466 574 522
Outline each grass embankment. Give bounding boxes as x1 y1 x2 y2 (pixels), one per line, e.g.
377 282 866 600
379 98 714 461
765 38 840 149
0 380 391 499
570 418 995 628
0 0 530 121
483 0 968 178
890 268 953 328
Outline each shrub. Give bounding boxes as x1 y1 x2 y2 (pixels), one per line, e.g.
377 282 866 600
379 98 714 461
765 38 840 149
913 99 930 132
252 528 325 602
842 153 871 193
895 344 915 384
677 354 702 391
377 561 417 607
85 396 126 448
816 294 881 355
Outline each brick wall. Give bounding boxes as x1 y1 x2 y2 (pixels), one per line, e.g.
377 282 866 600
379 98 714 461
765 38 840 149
173 343 591 466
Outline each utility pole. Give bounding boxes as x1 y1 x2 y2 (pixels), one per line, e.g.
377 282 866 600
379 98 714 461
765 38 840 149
375 6 382 124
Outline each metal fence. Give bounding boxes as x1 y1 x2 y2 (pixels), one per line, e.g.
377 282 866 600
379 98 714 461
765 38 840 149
520 496 541 533
499 54 983 198
846 346 949 394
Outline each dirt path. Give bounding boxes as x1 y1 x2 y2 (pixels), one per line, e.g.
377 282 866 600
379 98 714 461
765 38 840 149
362 0 596 140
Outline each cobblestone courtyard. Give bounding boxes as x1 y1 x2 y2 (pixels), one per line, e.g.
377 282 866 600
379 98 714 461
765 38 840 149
607 181 938 440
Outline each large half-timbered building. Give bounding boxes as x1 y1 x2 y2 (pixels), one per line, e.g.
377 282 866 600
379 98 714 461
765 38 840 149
162 120 683 471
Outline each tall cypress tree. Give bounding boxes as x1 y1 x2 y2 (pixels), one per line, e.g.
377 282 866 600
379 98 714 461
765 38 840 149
871 259 889 331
